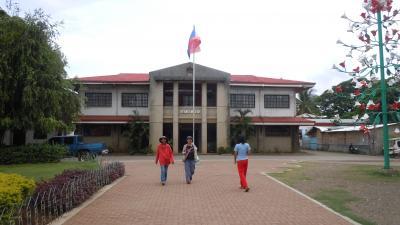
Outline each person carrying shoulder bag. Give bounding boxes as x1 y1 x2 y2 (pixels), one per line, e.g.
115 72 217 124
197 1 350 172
182 136 198 184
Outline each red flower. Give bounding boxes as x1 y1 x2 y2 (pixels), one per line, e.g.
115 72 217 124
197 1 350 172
385 35 391 43
353 89 361 96
359 103 366 111
390 103 399 110
391 102 400 110
353 66 360 73
383 15 390 21
367 104 376 110
335 85 343 93
374 102 381 110
339 61 346 68
360 80 368 87
371 30 377 36
359 124 369 134
359 35 365 42
360 12 367 19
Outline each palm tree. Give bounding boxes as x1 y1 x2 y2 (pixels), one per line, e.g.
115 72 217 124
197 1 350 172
124 110 149 154
297 88 320 116
230 109 255 145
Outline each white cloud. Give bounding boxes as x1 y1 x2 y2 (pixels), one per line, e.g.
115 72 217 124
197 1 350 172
4 0 400 93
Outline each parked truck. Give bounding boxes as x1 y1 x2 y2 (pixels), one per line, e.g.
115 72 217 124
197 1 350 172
48 135 109 160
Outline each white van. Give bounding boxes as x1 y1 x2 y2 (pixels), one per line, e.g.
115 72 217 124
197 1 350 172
389 138 400 158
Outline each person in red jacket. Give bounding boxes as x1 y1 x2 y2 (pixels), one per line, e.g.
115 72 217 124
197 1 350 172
155 136 174 185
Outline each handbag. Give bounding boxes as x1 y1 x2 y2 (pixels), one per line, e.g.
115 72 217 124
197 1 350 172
195 154 200 163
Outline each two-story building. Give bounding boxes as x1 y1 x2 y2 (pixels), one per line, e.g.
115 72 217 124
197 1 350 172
77 62 315 154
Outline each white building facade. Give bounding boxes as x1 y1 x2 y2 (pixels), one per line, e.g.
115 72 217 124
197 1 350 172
76 63 315 154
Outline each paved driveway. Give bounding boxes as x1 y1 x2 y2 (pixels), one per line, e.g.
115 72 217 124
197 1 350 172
62 157 356 225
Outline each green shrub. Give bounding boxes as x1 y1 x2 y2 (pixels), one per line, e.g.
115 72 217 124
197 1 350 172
0 144 67 164
0 173 35 223
218 146 233 154
225 146 233 154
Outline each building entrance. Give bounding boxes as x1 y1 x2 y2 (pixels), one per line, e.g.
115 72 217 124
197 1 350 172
179 123 201 152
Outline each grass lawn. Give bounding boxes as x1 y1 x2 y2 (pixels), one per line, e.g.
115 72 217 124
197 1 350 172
268 162 312 186
0 161 99 181
344 164 400 182
314 189 376 225
267 162 395 225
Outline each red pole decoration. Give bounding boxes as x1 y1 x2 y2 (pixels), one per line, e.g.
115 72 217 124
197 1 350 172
335 0 400 169
364 0 393 13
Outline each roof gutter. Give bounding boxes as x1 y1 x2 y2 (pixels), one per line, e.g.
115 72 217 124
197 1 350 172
230 83 315 88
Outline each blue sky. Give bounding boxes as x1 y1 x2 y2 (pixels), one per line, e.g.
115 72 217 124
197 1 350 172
3 0 399 94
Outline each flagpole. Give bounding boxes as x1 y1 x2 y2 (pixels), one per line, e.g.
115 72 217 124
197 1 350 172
192 52 196 145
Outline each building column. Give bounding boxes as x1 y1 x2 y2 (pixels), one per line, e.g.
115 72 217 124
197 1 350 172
216 82 229 148
201 82 207 154
291 126 299 152
149 79 164 153
173 82 179 153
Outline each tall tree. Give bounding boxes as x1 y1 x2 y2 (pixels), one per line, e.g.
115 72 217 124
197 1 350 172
297 88 320 115
0 7 80 145
316 79 357 119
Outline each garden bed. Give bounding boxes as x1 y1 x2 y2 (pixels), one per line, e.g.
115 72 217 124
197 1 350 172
0 161 125 225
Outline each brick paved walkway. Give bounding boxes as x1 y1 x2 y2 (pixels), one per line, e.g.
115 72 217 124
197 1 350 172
63 159 355 225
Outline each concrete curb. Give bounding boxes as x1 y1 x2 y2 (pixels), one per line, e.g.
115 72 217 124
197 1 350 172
50 175 127 225
261 172 361 225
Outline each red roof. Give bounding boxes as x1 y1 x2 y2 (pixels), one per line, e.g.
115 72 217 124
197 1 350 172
247 117 315 125
230 75 314 86
78 73 314 86
79 73 149 83
79 115 149 122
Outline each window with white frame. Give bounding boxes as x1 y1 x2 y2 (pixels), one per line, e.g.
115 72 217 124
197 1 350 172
230 94 255 108
121 93 148 107
85 92 112 107
264 95 290 108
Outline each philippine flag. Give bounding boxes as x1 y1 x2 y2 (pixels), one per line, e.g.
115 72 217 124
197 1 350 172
187 26 201 58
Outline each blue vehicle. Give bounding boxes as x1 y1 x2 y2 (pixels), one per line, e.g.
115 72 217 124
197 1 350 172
48 135 109 160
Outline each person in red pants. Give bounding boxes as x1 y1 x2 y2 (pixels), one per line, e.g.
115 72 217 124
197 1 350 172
234 136 251 192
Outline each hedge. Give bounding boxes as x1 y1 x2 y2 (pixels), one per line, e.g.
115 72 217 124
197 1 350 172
0 144 67 164
218 146 233 154
0 173 35 223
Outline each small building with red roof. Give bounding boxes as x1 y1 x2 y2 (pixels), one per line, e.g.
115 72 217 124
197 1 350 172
76 62 315 153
